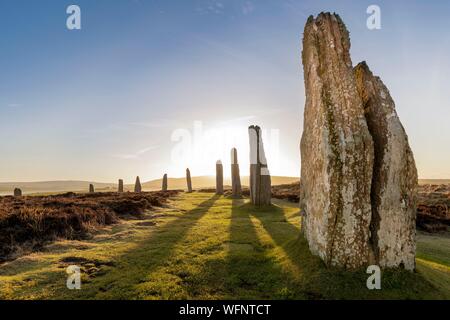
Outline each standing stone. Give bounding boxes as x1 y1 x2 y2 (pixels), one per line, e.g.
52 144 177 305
13 188 22 197
186 168 192 193
230 148 242 198
134 176 142 193
248 125 271 206
354 61 418 270
216 161 223 195
300 13 374 269
89 184 95 193
118 179 124 193
162 174 168 191
300 12 418 271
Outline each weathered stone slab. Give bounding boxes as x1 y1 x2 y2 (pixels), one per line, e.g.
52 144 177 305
231 148 242 198
248 125 271 206
186 168 192 193
300 12 418 270
300 13 374 269
118 179 124 193
354 61 418 270
216 161 223 195
162 174 168 191
134 176 142 193
13 188 22 197
89 184 95 193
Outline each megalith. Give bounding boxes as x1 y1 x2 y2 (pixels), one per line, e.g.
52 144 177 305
231 148 242 198
89 184 95 193
300 12 418 270
186 168 192 193
13 188 22 197
118 179 124 193
300 13 374 269
216 160 224 195
134 176 142 193
248 125 271 206
162 174 168 191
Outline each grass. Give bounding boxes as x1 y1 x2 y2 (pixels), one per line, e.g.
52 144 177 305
0 192 449 300
417 232 450 266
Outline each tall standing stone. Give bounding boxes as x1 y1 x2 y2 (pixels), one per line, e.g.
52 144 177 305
186 168 192 193
300 12 418 270
354 61 418 270
231 148 242 198
118 179 124 193
89 184 95 193
162 174 168 191
13 188 22 197
134 176 142 193
216 160 223 195
248 125 271 206
300 13 374 269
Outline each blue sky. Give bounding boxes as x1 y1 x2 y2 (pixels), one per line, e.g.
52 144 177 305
1 0 449 182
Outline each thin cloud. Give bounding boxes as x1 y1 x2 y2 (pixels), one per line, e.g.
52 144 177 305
129 119 175 128
196 0 225 15
7 103 22 108
282 0 309 18
113 145 159 160
242 1 255 15
219 115 257 125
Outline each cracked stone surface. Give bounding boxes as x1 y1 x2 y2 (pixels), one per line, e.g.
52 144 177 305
300 12 375 269
354 62 418 270
300 12 417 270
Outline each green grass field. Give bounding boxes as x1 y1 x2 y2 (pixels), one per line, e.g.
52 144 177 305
0 192 449 300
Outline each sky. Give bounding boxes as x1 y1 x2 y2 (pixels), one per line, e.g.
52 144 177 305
0 0 449 183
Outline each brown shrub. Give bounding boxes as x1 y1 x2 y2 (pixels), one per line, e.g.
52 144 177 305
271 182 300 202
0 191 179 261
416 184 449 233
267 182 450 234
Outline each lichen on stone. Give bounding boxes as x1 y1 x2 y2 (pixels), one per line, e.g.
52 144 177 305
300 12 417 271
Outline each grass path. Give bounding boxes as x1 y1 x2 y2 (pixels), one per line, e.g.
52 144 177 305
0 192 449 299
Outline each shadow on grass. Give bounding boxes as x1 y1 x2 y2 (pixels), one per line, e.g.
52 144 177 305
220 199 307 299
67 194 221 299
33 194 446 300
238 201 443 300
248 203 301 264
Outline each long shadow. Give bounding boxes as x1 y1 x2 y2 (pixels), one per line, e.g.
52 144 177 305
74 193 220 298
250 204 304 270
248 204 334 293
222 199 303 299
249 204 441 300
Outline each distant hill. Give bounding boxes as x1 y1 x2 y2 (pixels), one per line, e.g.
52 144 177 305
0 181 116 195
0 176 300 195
0 177 446 195
418 179 450 185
